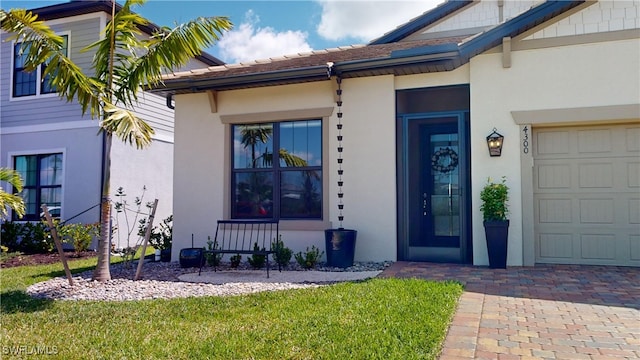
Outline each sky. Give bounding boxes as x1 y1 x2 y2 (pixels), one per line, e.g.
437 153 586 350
2 0 443 64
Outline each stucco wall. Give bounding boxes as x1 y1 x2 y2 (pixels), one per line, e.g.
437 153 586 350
470 37 640 266
172 78 400 262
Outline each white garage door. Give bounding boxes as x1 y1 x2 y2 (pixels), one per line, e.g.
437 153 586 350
533 123 640 266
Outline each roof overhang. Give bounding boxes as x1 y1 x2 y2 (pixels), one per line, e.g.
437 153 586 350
150 0 586 96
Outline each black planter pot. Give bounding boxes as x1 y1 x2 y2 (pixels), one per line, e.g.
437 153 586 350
324 229 357 268
179 248 204 268
160 248 172 262
483 220 509 269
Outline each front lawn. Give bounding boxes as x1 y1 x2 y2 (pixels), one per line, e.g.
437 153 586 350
1 258 463 359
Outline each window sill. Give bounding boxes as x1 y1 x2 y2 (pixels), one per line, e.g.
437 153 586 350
278 219 331 231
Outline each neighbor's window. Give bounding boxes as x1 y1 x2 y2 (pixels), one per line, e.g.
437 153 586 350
232 119 322 219
13 35 68 97
13 153 63 221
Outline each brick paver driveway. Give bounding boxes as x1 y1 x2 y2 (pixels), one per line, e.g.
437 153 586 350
380 262 639 359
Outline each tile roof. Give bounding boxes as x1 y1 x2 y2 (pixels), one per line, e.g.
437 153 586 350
163 36 466 81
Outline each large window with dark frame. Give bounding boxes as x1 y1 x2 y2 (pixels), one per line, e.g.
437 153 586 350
232 119 322 219
13 35 68 97
13 153 63 221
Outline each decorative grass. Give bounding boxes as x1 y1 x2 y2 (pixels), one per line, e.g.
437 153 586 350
1 259 463 359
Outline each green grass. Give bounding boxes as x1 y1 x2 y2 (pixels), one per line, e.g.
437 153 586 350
1 259 463 360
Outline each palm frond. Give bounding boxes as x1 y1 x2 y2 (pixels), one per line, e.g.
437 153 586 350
0 168 25 219
1 9 103 118
116 15 232 104
99 103 155 149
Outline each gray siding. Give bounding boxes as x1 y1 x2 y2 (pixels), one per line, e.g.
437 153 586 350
0 127 104 225
1 17 101 128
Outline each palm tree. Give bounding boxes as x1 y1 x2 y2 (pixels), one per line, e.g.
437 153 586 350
239 125 273 168
0 168 26 220
1 0 232 281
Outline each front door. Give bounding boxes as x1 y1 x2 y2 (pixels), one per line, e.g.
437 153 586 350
398 112 471 263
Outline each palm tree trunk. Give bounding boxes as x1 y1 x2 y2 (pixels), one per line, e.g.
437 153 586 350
92 0 117 282
92 132 113 281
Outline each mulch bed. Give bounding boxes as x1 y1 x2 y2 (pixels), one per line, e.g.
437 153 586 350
0 251 97 268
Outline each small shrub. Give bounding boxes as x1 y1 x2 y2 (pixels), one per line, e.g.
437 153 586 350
272 235 292 269
20 222 53 254
63 223 99 253
139 214 172 251
247 242 266 269
230 254 242 268
205 236 222 266
295 245 324 270
0 221 23 252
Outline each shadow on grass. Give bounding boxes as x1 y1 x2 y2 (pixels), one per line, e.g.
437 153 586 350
32 264 97 281
1 290 54 314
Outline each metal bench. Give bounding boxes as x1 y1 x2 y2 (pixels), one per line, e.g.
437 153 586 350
199 219 280 278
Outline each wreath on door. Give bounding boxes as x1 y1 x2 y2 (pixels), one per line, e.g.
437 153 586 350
431 147 459 173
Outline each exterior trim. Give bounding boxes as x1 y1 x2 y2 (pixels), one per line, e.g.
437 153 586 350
484 29 640 54
519 124 535 266
221 107 333 231
220 107 335 124
9 30 71 102
0 121 98 134
370 0 474 44
512 104 640 126
152 1 586 94
6 148 67 221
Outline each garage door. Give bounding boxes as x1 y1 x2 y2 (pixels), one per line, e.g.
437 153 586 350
533 123 640 266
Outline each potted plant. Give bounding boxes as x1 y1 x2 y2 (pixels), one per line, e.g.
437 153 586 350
141 215 172 262
480 177 509 269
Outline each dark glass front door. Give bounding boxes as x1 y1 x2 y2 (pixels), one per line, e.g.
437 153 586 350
398 112 470 263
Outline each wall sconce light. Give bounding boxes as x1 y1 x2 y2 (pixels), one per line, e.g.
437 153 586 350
486 128 504 157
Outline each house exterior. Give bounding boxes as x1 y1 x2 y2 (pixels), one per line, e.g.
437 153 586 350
151 0 639 267
0 1 222 249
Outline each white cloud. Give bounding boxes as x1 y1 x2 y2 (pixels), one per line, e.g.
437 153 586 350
217 10 313 63
316 0 443 42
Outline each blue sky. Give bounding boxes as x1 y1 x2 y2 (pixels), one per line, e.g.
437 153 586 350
2 0 442 64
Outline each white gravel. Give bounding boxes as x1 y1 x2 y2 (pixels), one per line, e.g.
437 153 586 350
26 261 385 302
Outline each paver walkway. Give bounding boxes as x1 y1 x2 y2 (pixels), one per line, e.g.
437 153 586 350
379 262 640 360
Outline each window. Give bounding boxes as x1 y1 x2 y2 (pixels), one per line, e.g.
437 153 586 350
232 120 322 219
13 153 63 221
13 35 68 97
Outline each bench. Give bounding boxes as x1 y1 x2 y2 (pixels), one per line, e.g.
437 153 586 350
199 219 280 278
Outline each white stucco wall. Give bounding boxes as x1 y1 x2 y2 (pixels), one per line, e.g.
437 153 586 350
109 138 174 249
470 37 640 266
171 78 401 262
171 37 639 266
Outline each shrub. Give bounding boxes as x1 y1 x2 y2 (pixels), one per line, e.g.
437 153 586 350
272 236 292 269
205 236 222 266
230 254 242 268
63 223 99 253
1 221 23 252
20 222 53 254
294 245 323 270
139 214 172 251
480 177 509 221
247 242 266 269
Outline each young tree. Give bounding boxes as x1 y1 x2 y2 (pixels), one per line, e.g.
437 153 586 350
0 168 25 220
1 0 232 281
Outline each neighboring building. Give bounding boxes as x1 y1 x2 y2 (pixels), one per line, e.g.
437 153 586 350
152 0 639 267
0 1 223 249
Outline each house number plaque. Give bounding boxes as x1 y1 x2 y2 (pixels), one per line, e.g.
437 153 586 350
522 125 529 154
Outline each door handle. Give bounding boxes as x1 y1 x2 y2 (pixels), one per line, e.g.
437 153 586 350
423 192 428 216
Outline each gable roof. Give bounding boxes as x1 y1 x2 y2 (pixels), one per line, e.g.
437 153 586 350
28 0 223 66
150 0 586 95
370 0 474 45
